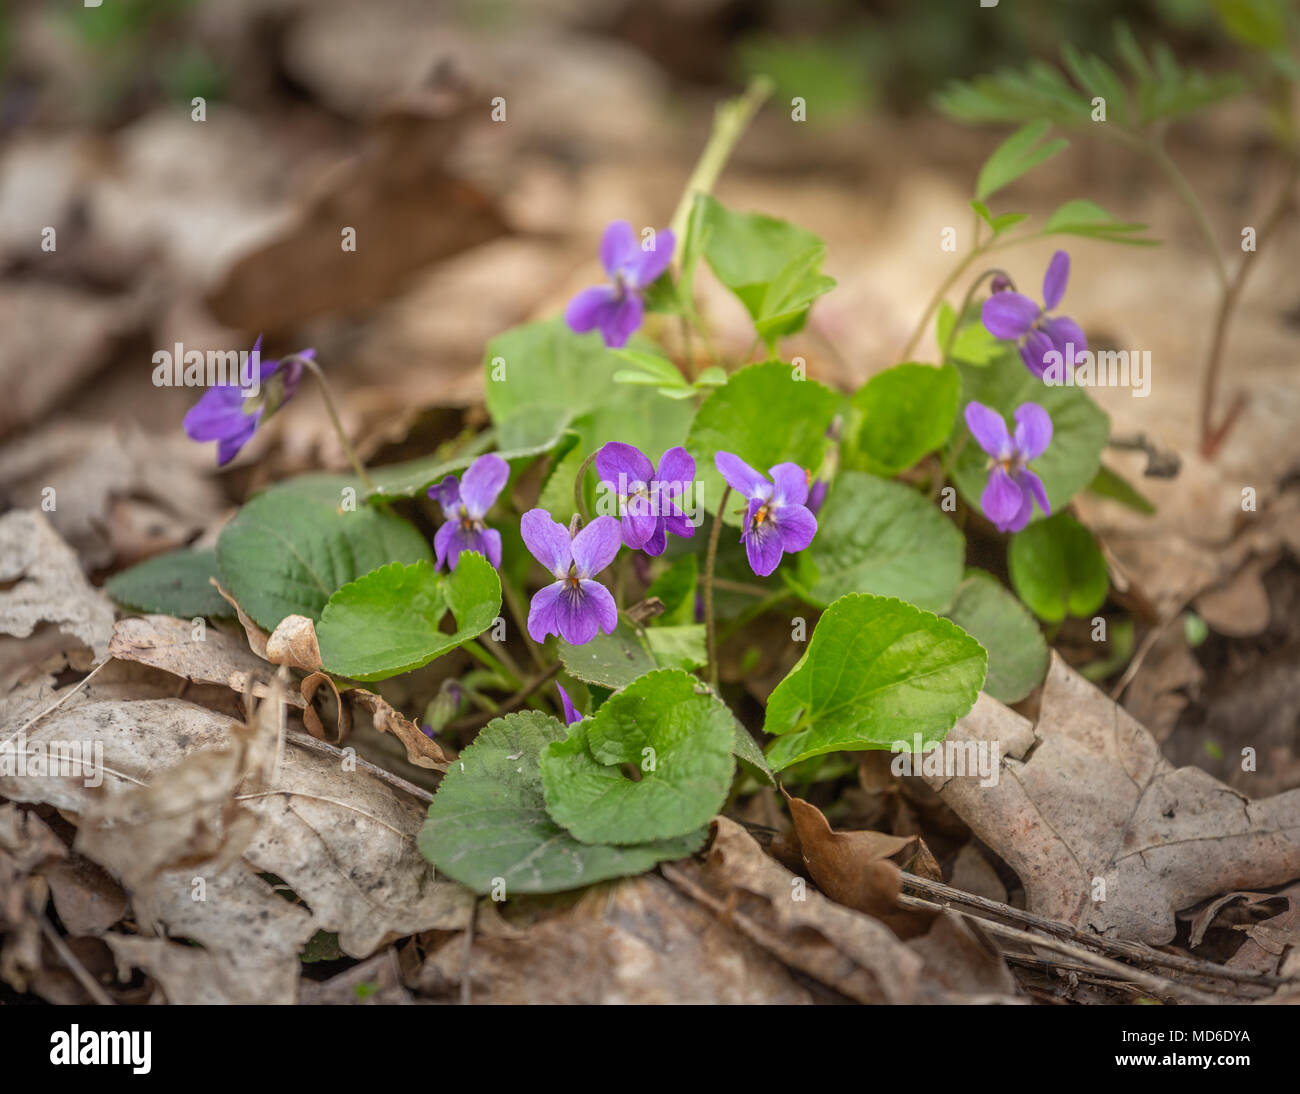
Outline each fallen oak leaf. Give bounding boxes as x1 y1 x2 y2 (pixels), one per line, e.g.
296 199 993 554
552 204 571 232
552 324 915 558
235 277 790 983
662 817 1020 1003
924 652 1300 945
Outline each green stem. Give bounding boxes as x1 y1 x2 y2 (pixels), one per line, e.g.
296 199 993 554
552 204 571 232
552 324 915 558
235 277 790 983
1141 136 1228 287
465 638 521 691
940 267 1017 361
711 577 773 597
1199 155 1299 456
291 356 375 492
501 578 546 672
669 76 774 246
703 486 732 689
573 450 598 524
897 246 984 363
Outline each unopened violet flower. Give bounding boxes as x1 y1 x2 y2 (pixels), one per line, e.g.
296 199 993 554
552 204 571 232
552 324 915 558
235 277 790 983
981 250 1087 378
564 220 675 348
522 510 621 646
965 401 1053 533
556 683 582 726
183 336 312 466
715 452 818 578
807 478 828 515
429 453 508 571
596 442 695 556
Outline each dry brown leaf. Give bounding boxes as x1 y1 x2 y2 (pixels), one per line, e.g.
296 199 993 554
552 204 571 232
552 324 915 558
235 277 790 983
0 804 66 993
0 283 150 441
1194 553 1276 637
212 579 270 659
780 792 936 937
300 670 352 743
265 614 323 672
352 686 448 770
925 653 1300 945
41 853 127 936
948 841 1009 905
2 682 471 999
0 509 114 663
0 422 226 570
206 110 505 333
108 614 304 707
662 817 1020 1003
420 877 816 1004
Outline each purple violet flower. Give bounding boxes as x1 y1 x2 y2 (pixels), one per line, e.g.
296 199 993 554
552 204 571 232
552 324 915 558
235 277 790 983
521 510 621 646
183 336 312 466
428 454 508 571
556 683 582 726
981 250 1087 378
595 442 695 556
807 478 828 515
714 452 818 578
564 220 676 348
965 401 1053 533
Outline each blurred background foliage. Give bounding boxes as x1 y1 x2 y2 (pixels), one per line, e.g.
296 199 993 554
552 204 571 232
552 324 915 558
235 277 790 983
1 0 1293 128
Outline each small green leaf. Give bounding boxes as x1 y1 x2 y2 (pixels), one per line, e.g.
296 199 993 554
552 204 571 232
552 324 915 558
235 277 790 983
686 360 840 524
794 472 964 613
944 569 1049 703
216 481 432 631
695 196 835 345
316 556 501 682
419 711 704 895
539 670 736 844
1008 512 1110 623
975 120 1070 201
1043 199 1157 246
1214 0 1289 50
611 348 686 384
1087 465 1156 515
481 318 692 465
106 548 230 620
849 363 960 475
559 619 660 688
764 594 986 772
644 625 706 671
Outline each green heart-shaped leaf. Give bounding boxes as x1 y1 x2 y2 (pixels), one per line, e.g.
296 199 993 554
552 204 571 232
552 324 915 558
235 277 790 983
764 594 986 771
419 711 704 895
316 555 501 682
540 670 736 844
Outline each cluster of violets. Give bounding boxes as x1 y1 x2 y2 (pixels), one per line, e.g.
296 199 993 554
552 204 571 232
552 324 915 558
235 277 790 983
962 249 1086 532
426 443 823 647
181 228 1087 632
557 225 1072 536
